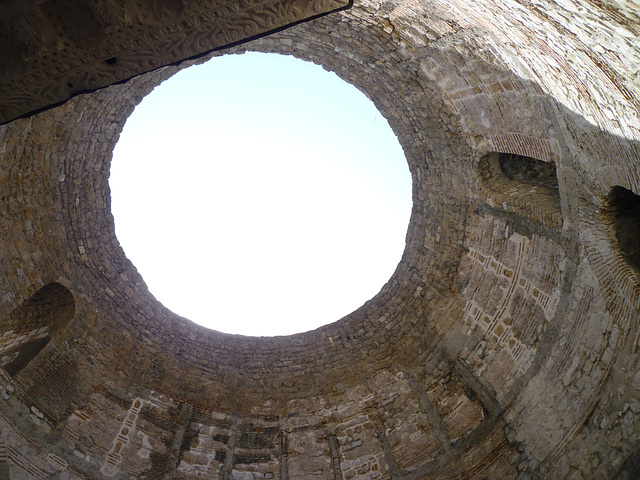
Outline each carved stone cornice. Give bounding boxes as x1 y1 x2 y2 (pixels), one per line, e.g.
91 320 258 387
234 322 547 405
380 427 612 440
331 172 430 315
0 0 350 124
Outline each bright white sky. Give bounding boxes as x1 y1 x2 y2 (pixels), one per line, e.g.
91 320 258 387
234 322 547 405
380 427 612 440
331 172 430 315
110 52 411 337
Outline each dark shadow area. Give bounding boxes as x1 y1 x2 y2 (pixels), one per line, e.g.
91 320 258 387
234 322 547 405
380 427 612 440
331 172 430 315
0 282 75 377
498 153 560 193
478 152 562 226
607 186 640 272
616 448 640 480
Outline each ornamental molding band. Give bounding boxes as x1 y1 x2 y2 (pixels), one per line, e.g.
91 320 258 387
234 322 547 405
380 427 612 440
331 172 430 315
0 0 350 125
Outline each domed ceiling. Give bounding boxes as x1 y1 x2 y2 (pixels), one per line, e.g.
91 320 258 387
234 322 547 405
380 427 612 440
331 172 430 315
1 0 640 478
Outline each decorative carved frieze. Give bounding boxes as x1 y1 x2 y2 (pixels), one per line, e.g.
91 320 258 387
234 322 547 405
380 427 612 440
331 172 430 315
0 0 350 124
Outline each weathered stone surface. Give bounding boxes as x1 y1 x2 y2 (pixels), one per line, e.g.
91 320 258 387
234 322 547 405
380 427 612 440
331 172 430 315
0 0 350 125
1 0 640 478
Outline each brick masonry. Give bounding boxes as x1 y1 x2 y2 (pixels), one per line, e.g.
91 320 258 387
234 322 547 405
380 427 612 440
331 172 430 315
1 0 640 478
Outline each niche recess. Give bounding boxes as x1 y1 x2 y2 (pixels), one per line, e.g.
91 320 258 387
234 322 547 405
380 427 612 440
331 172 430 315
479 152 562 225
607 186 640 272
0 283 75 377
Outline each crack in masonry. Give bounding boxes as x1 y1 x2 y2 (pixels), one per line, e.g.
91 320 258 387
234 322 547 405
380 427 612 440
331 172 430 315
221 415 240 480
405 373 452 454
448 356 502 421
327 435 344 480
162 403 193 480
476 203 568 248
375 427 402 479
279 430 288 480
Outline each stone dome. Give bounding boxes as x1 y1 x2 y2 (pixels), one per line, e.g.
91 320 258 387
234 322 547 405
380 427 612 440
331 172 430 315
1 0 640 478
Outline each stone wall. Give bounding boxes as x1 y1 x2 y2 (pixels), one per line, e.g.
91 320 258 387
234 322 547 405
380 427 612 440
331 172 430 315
1 0 639 478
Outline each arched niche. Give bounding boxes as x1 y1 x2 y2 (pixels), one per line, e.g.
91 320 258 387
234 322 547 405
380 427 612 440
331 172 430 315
0 283 75 377
479 152 562 226
607 186 640 273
